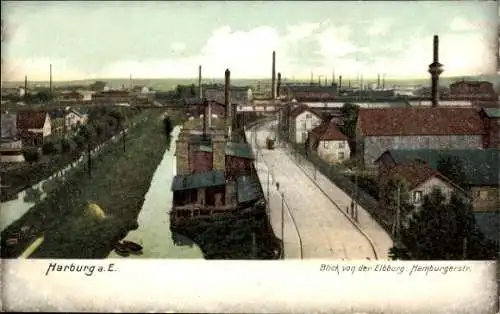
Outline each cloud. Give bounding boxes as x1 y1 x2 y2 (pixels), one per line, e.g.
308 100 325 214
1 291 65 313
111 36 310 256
169 42 186 53
449 17 477 32
3 19 496 81
366 19 392 36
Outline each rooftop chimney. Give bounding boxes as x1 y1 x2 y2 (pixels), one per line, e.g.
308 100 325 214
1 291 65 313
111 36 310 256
225 69 232 138
277 72 281 98
271 51 276 99
428 35 444 107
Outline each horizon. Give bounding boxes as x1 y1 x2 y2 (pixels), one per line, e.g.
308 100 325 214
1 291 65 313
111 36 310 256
2 1 498 81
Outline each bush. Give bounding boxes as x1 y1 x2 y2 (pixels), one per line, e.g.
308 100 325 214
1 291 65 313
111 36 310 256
23 148 41 163
61 138 72 153
73 135 85 150
42 141 58 155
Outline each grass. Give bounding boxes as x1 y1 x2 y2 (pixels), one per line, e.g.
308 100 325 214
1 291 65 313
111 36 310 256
0 108 149 202
1 110 183 258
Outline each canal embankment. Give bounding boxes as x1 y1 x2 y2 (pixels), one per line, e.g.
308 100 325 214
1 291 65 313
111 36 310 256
1 110 182 258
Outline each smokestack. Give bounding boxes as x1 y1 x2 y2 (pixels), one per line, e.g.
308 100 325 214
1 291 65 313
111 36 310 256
49 64 52 98
225 69 231 138
24 75 27 96
198 65 202 99
377 74 380 89
382 75 386 89
339 75 342 89
325 77 327 86
348 80 351 88
277 72 281 98
310 71 313 85
271 51 276 99
428 35 444 107
332 69 335 85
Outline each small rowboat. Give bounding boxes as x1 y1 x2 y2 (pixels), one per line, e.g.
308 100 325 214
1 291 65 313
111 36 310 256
114 243 130 257
122 241 143 254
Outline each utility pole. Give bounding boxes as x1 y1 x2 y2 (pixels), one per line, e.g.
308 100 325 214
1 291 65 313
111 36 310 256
87 141 92 178
396 184 401 242
462 237 468 260
267 169 270 203
122 124 126 152
281 191 285 259
354 159 359 222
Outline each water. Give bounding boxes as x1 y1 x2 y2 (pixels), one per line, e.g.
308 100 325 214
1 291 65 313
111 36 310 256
107 125 204 259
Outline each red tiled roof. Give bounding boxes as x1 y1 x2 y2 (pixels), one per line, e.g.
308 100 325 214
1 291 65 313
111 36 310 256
17 111 48 129
289 104 322 119
311 121 347 141
357 107 485 136
384 161 439 189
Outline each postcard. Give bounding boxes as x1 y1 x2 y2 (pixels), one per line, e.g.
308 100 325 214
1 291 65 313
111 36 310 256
1 1 498 313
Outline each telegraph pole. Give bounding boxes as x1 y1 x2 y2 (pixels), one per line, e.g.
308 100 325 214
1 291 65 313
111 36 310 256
281 191 285 259
396 184 401 242
87 141 92 178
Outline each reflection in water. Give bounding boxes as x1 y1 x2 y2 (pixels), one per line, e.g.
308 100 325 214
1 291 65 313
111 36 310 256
171 231 194 247
107 126 204 259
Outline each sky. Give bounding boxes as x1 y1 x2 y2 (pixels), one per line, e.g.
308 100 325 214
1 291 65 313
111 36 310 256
1 1 499 81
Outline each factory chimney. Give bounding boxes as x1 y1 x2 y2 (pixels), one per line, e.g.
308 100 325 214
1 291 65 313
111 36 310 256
225 69 232 138
271 51 276 99
49 64 53 98
200 65 209 137
339 75 342 89
276 72 281 98
24 75 27 98
428 35 444 107
377 74 380 89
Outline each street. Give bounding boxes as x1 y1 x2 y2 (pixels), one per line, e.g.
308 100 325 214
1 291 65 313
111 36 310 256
247 121 379 259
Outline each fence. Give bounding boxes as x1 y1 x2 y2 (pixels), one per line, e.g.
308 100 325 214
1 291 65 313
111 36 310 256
290 141 394 236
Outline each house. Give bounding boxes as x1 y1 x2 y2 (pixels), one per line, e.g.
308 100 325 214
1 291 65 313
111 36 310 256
479 108 500 148
286 84 338 102
378 160 467 228
65 109 87 131
288 104 322 144
1 112 18 139
356 107 486 166
449 80 495 98
374 149 500 213
78 91 95 102
48 109 67 135
204 86 249 105
92 90 131 104
16 111 51 146
0 112 24 162
57 91 84 103
308 121 350 163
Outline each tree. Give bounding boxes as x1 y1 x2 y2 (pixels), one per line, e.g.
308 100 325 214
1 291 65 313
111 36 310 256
163 116 173 135
89 81 107 91
23 148 41 163
437 155 468 189
61 138 72 153
42 141 58 155
381 175 414 240
390 188 496 260
339 103 360 140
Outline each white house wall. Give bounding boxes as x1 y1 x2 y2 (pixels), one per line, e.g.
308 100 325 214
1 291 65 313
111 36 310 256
317 140 351 163
293 111 322 143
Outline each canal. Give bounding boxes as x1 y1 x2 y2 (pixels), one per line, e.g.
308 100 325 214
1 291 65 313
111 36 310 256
107 125 204 259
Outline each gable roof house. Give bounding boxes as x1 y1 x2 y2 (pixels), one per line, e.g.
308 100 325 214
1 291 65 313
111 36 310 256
65 109 87 130
48 109 67 135
479 108 500 149
0 112 24 163
375 148 499 212
356 107 486 166
16 111 52 146
308 121 350 163
288 104 322 144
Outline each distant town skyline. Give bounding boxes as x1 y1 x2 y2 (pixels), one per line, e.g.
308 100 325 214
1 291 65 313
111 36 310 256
2 1 499 82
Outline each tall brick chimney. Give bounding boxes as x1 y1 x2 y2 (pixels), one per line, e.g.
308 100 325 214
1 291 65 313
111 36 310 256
200 65 208 137
428 35 444 107
24 75 27 98
276 72 281 98
271 51 276 99
339 75 342 89
224 69 232 138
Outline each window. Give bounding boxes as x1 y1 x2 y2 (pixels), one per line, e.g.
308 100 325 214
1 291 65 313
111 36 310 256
478 190 488 200
338 141 345 148
338 151 345 160
306 113 312 119
413 191 423 204
323 141 328 149
302 121 307 130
